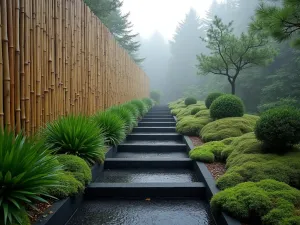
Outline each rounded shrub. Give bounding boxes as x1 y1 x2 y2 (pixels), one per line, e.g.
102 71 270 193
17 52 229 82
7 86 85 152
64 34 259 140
93 111 126 146
184 97 197 106
41 114 105 164
205 92 224 109
130 99 148 117
191 107 202 115
255 107 300 151
210 95 245 119
57 155 92 185
0 129 61 225
150 90 161 103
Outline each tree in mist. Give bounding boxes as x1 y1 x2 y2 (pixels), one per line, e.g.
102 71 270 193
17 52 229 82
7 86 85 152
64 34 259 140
165 9 207 102
197 17 276 95
139 32 170 93
251 0 300 48
84 0 142 62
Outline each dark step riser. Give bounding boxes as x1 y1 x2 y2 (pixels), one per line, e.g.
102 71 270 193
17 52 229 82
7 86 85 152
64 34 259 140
104 160 193 169
133 127 176 132
147 113 171 116
85 187 205 198
118 145 186 152
126 135 182 141
138 122 176 127
144 115 173 118
141 119 175 122
148 111 170 113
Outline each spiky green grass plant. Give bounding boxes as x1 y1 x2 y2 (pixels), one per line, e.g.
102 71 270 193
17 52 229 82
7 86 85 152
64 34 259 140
41 114 105 164
93 111 126 146
108 105 137 132
130 99 148 117
0 129 61 225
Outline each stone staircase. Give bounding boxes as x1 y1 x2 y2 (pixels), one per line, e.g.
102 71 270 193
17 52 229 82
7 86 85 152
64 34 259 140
66 106 216 225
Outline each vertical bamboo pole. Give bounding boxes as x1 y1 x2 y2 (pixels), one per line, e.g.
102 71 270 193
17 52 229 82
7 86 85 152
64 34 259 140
14 0 21 133
0 1 3 129
2 0 11 130
7 0 15 131
20 0 26 130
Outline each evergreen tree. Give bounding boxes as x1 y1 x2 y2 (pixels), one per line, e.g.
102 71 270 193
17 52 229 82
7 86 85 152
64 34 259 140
165 9 207 102
84 0 143 62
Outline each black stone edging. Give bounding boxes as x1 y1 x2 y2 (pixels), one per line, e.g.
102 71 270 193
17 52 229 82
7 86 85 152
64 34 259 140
183 135 241 225
34 147 116 225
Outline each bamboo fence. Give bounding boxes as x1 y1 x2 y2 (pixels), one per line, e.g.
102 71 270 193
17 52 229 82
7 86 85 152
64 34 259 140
0 0 149 135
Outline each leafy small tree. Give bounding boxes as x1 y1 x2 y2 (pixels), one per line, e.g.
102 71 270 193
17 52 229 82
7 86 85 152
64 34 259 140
197 17 276 95
251 0 300 48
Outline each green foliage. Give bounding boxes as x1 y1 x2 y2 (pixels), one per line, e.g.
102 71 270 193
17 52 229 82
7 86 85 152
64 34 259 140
130 99 148 117
211 179 300 224
251 0 300 48
205 92 224 109
41 115 105 164
57 155 92 185
200 115 259 142
176 115 212 136
210 94 245 119
123 103 140 119
168 99 185 110
0 129 61 225
0 210 31 225
45 172 84 199
255 107 300 151
191 107 202 115
93 111 126 146
108 105 137 133
197 16 276 94
150 91 161 103
195 109 210 117
142 98 154 109
184 97 197 106
258 97 299 113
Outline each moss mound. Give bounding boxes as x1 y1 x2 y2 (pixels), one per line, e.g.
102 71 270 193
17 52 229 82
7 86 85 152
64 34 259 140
57 155 92 185
176 115 212 136
195 109 210 117
189 137 235 163
200 115 259 142
191 107 202 115
176 104 206 121
211 179 300 225
46 172 84 199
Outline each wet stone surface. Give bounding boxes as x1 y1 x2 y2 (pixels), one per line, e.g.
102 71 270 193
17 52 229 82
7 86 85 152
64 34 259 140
95 169 199 183
66 198 216 225
115 152 188 158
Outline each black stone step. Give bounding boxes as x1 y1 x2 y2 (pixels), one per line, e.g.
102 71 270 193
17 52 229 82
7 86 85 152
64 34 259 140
118 141 186 152
85 183 206 198
141 118 175 122
126 133 182 141
138 122 176 127
104 158 193 169
115 152 188 158
146 113 171 116
144 115 173 118
132 127 176 132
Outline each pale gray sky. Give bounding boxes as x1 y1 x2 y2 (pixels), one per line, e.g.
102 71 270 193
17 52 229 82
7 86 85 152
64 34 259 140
122 0 216 40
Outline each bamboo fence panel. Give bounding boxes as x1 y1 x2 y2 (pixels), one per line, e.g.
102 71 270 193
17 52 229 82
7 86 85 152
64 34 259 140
0 0 149 135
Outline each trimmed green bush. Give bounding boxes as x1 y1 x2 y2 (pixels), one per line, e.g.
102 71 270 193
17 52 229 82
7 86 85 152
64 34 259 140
200 115 259 142
205 92 224 109
41 114 105 164
191 107 202 115
255 106 300 151
150 90 161 103
45 172 84 199
210 94 245 119
57 155 92 185
211 179 300 224
176 115 212 136
184 97 197 106
0 129 61 225
130 99 148 117
108 105 137 132
93 111 126 146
